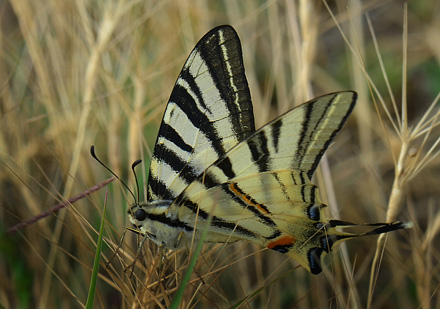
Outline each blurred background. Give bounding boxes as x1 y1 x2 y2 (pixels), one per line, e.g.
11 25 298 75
1 0 439 308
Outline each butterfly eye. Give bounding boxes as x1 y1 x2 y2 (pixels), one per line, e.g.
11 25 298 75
134 208 147 221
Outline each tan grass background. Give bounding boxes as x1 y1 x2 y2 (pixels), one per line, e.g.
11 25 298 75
1 0 439 308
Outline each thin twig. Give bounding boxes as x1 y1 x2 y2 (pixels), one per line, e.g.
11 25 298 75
7 177 115 234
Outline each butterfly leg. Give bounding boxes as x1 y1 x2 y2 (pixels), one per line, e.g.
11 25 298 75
151 231 185 271
105 227 133 268
172 230 186 249
124 232 150 277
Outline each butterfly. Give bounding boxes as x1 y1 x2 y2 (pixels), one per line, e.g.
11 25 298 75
126 25 410 274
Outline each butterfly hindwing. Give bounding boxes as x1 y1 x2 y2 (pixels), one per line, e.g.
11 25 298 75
147 25 255 202
174 169 326 271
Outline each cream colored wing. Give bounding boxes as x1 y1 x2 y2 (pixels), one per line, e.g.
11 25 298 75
147 25 254 202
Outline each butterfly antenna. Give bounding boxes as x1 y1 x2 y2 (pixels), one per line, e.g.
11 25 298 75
90 145 137 204
131 159 142 204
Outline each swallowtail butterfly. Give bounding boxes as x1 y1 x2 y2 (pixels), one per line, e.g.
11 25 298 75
128 25 410 274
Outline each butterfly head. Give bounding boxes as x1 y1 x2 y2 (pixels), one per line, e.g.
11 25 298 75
129 200 173 223
128 200 189 248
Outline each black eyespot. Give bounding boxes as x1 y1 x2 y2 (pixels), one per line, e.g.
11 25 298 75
308 248 323 275
307 204 321 221
315 222 324 229
134 208 147 221
321 235 340 252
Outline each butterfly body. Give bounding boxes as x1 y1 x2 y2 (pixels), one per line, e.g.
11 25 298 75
128 25 410 274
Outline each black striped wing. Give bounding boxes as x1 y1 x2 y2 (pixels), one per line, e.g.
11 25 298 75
176 91 357 194
170 92 356 238
168 92 357 273
147 25 255 202
228 91 357 179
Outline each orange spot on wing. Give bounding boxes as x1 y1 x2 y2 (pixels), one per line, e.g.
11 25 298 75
229 183 269 214
267 236 296 249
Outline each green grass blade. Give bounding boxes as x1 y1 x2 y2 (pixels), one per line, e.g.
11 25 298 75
85 188 108 309
169 214 213 308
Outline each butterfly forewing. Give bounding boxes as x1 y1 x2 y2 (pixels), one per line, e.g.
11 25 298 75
170 91 356 193
147 26 255 202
